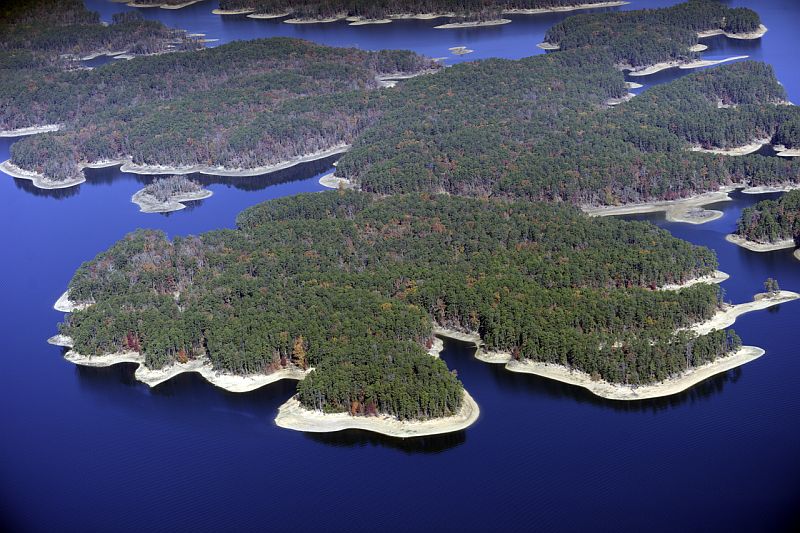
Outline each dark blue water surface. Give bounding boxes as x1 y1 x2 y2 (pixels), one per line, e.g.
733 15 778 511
3 1 800 531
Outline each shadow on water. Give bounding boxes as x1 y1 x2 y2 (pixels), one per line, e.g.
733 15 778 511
9 153 340 199
74 359 299 414
304 427 467 454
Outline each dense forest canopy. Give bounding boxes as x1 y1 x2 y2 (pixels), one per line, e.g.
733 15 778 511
335 55 800 206
0 0 200 63
139 175 204 202
217 0 619 21
735 191 800 245
61 190 736 418
4 36 435 181
543 0 763 68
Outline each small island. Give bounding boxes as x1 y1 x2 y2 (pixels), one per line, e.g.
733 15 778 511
131 176 212 213
726 190 800 252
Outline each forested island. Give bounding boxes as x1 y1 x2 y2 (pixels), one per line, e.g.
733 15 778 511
334 52 800 208
57 190 740 416
541 0 766 71
213 1 627 25
2 31 435 187
727 190 800 254
131 175 212 213
0 0 201 65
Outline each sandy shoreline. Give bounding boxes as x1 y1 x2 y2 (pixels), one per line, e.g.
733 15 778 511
131 187 213 213
606 92 635 106
126 0 203 8
698 24 768 40
0 160 85 189
725 234 795 253
582 186 736 225
689 43 708 52
434 329 770 400
53 291 93 313
247 12 290 19
52 334 311 392
504 346 765 400
433 289 797 400
536 42 560 50
222 2 627 26
434 19 511 29
773 144 800 158
5 145 351 191
52 292 469 434
688 290 799 336
691 136 768 156
211 8 254 15
275 389 479 437
626 55 747 77
0 124 60 137
658 270 730 291
318 172 354 189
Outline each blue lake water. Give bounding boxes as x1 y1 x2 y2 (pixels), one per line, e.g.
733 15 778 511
2 1 800 531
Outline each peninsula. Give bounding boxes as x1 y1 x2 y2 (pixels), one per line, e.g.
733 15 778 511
2 33 436 189
436 290 797 400
213 1 629 27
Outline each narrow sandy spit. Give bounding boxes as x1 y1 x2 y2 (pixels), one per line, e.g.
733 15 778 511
275 389 479 437
725 234 795 253
697 24 768 40
687 291 800 336
319 172 354 189
434 19 511 29
691 136 769 156
0 124 60 137
773 145 800 157
658 270 729 291
582 186 737 225
211 8 254 15
626 55 747 77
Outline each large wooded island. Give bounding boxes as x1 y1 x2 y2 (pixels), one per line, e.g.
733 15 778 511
26 0 800 433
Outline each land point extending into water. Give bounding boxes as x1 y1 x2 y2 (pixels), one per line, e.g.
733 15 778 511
210 2 629 27
51 291 476 437
2 145 351 191
725 234 796 253
435 290 799 401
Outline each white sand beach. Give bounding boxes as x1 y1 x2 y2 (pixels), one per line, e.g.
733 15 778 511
582 186 736 225
274 389 479 437
698 24 767 40
0 124 60 137
690 136 768 156
725 234 795 252
131 186 213 213
659 270 730 290
687 290 799 336
435 19 511 29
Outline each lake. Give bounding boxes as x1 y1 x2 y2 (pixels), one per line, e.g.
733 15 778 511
2 1 799 531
